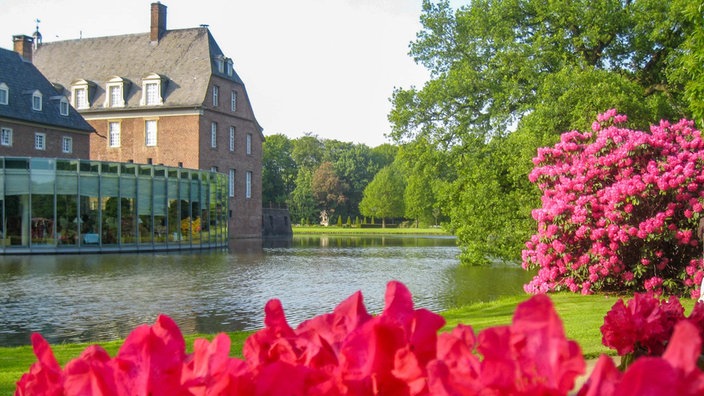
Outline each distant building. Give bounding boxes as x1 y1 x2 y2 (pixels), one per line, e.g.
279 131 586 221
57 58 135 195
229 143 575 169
28 2 264 239
0 45 93 158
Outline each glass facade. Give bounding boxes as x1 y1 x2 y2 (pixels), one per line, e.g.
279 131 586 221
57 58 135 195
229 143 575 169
0 157 228 254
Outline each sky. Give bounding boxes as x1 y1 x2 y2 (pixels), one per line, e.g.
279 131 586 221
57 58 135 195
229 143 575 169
0 0 454 147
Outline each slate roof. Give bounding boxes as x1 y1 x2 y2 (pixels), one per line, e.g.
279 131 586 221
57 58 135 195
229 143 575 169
0 47 94 132
33 27 244 111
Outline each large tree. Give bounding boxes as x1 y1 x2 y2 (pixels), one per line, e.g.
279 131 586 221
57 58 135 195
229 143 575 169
359 164 406 227
262 134 297 206
389 0 698 264
311 161 349 217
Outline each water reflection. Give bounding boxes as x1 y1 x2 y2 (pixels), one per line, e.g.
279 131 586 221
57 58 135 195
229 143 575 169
0 235 533 346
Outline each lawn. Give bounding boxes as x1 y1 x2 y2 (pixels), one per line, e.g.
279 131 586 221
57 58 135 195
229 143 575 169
292 225 451 235
2 291 681 394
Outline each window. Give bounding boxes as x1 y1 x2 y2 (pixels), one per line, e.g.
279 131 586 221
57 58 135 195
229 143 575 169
226 59 233 76
212 85 219 107
229 169 235 197
210 166 218 172
108 122 120 148
140 73 164 106
0 83 8 105
1 128 12 146
59 98 69 116
109 85 122 107
62 137 73 153
105 77 125 107
246 133 252 155
216 56 225 73
73 86 88 109
34 133 46 150
231 91 237 112
145 120 157 146
32 91 42 111
211 122 217 148
245 171 252 199
145 82 159 105
229 126 235 151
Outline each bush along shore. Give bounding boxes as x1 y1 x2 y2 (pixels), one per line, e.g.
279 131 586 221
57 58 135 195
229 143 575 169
8 281 703 395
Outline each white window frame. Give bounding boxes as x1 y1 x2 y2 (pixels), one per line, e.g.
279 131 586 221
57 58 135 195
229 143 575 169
105 77 125 108
229 126 235 152
140 74 164 106
229 169 235 197
144 82 160 105
211 122 217 148
1 128 13 146
245 171 252 199
32 90 42 111
230 91 237 112
246 133 252 155
226 59 233 76
62 136 73 153
0 83 8 105
212 85 219 107
145 120 157 147
108 121 120 148
72 85 88 109
59 97 69 116
34 132 46 150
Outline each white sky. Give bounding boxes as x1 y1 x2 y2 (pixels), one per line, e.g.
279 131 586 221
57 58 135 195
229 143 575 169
0 0 451 147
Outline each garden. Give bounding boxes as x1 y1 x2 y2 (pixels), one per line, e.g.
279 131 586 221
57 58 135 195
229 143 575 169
11 111 704 394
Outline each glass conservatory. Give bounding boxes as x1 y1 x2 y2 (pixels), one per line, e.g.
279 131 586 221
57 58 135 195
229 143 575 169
0 157 228 254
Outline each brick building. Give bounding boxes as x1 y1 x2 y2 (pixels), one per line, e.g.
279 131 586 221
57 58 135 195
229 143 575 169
28 2 264 239
0 45 93 158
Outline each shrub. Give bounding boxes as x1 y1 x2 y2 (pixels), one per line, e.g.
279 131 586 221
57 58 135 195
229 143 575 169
523 110 704 297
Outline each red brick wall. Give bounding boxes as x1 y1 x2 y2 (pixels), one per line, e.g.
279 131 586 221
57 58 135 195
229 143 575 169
0 120 90 159
87 115 200 168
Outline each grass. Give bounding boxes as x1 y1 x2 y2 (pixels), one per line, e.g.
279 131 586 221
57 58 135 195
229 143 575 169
3 292 683 393
292 225 451 235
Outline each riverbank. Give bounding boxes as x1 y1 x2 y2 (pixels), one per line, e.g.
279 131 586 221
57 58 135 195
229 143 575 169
292 225 452 235
3 292 676 394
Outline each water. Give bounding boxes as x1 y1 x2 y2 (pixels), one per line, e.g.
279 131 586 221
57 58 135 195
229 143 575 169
0 235 533 346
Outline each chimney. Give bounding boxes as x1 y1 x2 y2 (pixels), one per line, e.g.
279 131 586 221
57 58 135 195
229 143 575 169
150 2 167 43
12 35 34 62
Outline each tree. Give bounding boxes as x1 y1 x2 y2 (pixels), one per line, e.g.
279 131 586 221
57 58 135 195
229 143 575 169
311 162 349 216
262 134 297 206
288 169 317 225
359 165 406 227
292 134 324 171
523 110 704 297
388 0 696 264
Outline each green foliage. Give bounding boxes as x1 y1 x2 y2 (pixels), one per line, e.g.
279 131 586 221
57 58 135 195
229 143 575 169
388 0 698 264
359 164 406 227
262 134 297 205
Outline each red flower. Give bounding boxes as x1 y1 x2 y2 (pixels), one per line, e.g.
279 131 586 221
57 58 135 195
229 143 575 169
110 314 188 396
600 292 684 356
14 333 64 396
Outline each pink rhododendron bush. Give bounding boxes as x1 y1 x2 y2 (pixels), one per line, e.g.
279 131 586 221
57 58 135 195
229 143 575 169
523 109 704 296
15 281 704 395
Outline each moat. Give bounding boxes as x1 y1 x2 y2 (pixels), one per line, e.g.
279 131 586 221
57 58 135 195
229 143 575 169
0 235 533 346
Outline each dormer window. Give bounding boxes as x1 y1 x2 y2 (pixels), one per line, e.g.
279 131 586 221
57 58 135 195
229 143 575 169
140 73 165 106
32 90 42 111
226 59 233 76
215 55 225 73
59 97 69 116
0 83 8 105
105 76 126 108
71 79 93 109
